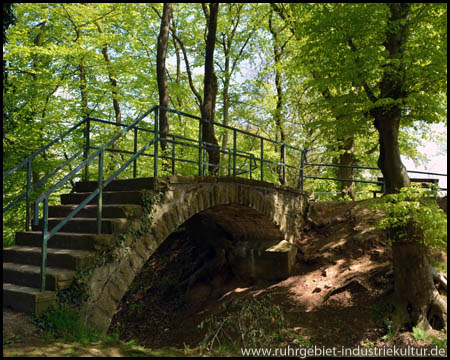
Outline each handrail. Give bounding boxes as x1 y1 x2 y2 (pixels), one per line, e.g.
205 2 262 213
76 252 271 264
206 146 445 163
3 119 87 230
34 107 157 207
35 106 157 291
303 161 448 195
3 118 87 180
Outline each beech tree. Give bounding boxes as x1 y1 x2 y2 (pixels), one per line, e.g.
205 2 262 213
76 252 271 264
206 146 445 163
4 5 446 334
273 2 447 331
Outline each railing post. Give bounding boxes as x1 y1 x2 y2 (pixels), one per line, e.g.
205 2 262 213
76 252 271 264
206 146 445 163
260 138 264 182
84 118 90 181
228 148 231 176
40 197 49 292
25 159 32 231
299 150 305 190
34 200 39 227
202 145 207 176
154 108 159 177
97 151 104 234
133 127 138 178
233 129 237 177
171 135 176 175
198 118 203 176
281 144 286 185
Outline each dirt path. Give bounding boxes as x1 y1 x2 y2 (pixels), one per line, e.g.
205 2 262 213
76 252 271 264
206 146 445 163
3 307 192 357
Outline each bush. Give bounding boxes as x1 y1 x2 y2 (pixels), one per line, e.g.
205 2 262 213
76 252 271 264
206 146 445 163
374 184 447 250
32 304 96 343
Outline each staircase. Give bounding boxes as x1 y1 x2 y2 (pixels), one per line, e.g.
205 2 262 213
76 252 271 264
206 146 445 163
3 178 155 315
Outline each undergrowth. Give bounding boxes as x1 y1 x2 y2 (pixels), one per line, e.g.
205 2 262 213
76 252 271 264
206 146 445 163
197 293 310 355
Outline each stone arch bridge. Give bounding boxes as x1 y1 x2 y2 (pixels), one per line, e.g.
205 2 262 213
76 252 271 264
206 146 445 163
4 176 308 334
84 176 307 333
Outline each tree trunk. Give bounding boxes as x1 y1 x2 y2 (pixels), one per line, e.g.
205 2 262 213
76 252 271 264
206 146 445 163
221 59 231 173
269 11 287 185
95 19 123 176
157 3 172 153
336 135 356 200
392 239 447 332
171 19 184 129
201 3 220 175
371 3 411 194
373 3 446 333
373 108 410 194
79 62 89 117
96 20 122 125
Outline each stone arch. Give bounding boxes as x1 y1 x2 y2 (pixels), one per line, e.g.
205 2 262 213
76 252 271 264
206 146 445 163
82 178 307 334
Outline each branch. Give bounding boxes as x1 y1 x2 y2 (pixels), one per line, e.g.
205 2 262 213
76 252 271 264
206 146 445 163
60 4 80 42
78 5 119 28
153 4 203 107
171 30 203 107
270 3 296 37
348 38 378 104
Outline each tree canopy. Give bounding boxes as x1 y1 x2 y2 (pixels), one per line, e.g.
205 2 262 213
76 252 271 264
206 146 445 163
3 3 447 236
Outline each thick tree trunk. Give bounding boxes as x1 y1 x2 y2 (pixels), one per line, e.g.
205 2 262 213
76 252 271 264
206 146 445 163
392 239 447 332
201 3 220 175
79 62 89 117
372 3 446 332
371 3 411 194
157 3 172 153
373 109 410 194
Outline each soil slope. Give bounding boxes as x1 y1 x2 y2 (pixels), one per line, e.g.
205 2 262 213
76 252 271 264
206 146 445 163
4 200 447 356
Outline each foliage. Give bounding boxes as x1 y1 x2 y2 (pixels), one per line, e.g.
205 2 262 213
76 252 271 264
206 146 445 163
3 3 447 246
382 318 396 341
374 184 447 250
57 268 92 306
412 327 447 351
32 303 100 343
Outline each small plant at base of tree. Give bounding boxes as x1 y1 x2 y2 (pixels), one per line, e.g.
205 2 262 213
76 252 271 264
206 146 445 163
375 185 447 250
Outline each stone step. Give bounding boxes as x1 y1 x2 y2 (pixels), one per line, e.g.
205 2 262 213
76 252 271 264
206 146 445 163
3 262 76 291
48 204 142 219
74 177 157 193
60 190 148 205
3 283 56 315
15 231 114 251
32 217 128 234
3 246 96 270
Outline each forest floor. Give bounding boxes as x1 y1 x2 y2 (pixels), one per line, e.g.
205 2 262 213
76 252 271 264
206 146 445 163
3 200 447 357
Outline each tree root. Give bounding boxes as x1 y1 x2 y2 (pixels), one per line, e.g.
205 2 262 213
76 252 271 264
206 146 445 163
321 263 391 305
391 289 447 334
432 267 447 293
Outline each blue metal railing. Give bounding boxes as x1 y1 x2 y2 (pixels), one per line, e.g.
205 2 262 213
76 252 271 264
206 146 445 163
3 105 447 291
3 106 305 291
3 119 87 231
